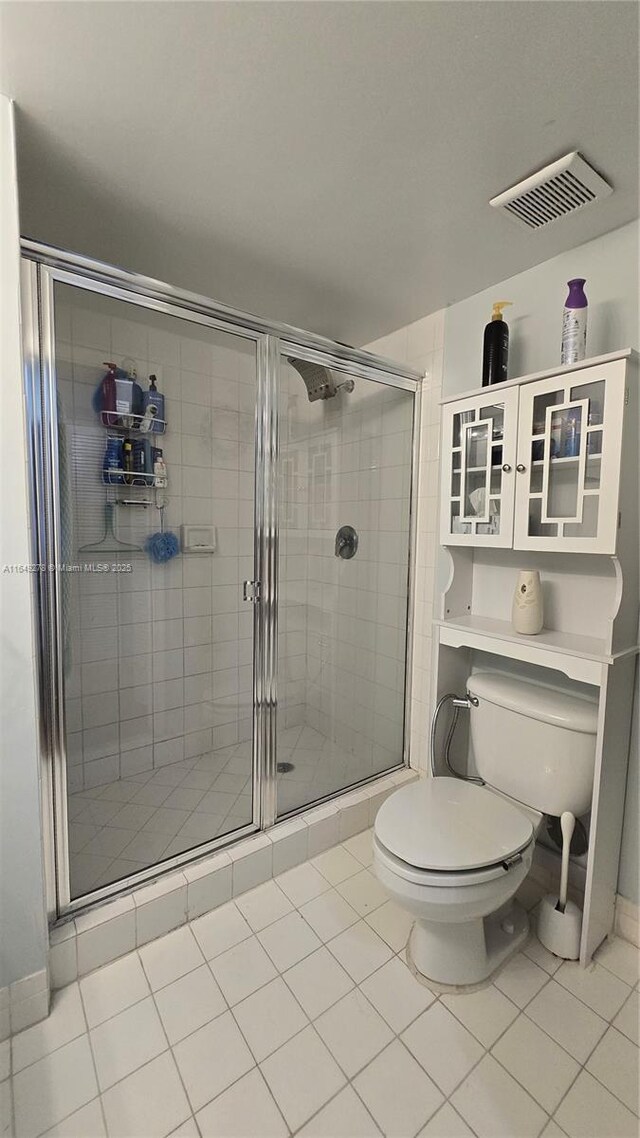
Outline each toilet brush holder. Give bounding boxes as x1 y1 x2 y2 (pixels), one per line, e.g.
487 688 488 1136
537 893 582 960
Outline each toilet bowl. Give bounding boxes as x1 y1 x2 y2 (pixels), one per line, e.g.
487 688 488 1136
373 673 597 987
373 777 540 987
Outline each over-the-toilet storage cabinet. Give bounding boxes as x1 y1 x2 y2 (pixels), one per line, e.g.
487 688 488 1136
441 355 627 553
433 350 638 964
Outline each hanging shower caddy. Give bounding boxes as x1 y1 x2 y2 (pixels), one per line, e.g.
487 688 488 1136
79 365 170 556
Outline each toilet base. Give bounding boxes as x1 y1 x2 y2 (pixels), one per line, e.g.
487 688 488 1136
408 900 529 988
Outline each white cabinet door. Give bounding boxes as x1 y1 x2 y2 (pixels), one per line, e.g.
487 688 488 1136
513 361 626 553
440 388 519 547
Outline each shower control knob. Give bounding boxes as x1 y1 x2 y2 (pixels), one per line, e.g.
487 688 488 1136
335 525 358 560
502 464 512 473
516 463 526 473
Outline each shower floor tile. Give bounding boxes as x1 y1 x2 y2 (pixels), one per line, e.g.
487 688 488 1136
67 728 383 899
5 828 640 1138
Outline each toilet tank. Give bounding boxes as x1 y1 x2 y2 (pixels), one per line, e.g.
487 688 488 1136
467 672 598 817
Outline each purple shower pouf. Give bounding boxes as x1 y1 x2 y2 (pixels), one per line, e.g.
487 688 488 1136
145 531 180 563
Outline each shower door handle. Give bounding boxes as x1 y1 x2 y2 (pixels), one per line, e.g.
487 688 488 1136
243 580 261 603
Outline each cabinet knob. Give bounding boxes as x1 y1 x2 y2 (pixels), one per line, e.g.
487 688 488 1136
516 463 526 473
502 464 512 473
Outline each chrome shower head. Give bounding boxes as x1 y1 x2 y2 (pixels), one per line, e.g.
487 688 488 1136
287 358 335 401
287 358 354 402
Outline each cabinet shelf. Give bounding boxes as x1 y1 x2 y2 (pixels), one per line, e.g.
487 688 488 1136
454 463 504 474
530 455 601 468
435 613 613 684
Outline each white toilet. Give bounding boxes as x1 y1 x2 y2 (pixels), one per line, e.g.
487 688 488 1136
374 673 597 987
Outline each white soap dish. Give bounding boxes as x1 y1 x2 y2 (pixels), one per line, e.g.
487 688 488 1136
181 524 216 553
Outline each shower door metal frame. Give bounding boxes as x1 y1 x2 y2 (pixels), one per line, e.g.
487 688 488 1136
20 240 422 919
24 257 269 916
272 340 422 824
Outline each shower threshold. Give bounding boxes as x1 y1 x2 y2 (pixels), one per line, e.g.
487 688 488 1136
67 724 400 902
50 766 418 993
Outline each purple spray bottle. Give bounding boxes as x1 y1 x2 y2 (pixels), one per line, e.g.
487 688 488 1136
561 279 588 365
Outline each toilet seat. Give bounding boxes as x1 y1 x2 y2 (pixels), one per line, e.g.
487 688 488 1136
374 832 533 888
375 778 534 877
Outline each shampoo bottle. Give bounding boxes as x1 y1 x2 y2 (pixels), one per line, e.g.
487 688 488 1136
482 301 512 386
147 375 165 433
561 279 588 365
100 362 119 426
102 438 124 484
122 439 134 486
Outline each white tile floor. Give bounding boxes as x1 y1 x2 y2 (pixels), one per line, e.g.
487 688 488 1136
68 726 386 898
4 830 639 1138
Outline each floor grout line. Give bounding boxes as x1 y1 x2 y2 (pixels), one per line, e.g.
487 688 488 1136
145 964 208 1137
9 835 639 1138
553 1020 639 1120
223 1006 295 1136
79 978 112 1138
31 886 631 1074
18 942 631 1138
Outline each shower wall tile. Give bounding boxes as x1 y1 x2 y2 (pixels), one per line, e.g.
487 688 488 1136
153 678 185 712
120 715 153 752
82 660 118 695
153 649 184 683
83 724 119 761
84 755 120 790
120 746 154 778
120 684 153 721
278 362 415 787
154 737 186 767
58 291 430 903
119 654 152 688
184 728 214 760
154 709 184 742
61 294 258 803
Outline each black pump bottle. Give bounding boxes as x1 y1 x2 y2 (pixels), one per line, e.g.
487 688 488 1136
482 301 512 386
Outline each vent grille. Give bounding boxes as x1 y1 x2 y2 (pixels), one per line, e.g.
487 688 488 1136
491 153 612 231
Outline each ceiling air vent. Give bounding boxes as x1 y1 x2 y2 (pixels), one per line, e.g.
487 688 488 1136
490 152 613 231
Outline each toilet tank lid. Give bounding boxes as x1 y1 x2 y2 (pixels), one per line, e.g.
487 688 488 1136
467 673 598 734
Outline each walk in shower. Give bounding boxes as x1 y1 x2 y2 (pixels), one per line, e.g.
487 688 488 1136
22 243 420 915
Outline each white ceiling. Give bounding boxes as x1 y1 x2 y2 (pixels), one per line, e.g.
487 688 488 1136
1 1 638 345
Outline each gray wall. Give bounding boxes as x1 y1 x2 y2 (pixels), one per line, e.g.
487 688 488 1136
442 219 640 905
0 95 48 991
618 665 639 904
444 221 639 392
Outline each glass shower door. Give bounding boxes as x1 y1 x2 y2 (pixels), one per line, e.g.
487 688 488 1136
276 352 414 817
49 279 260 901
